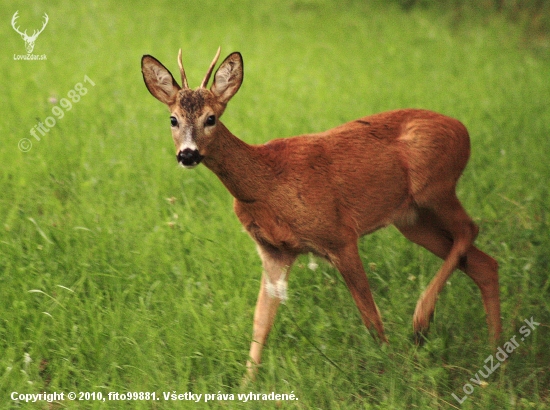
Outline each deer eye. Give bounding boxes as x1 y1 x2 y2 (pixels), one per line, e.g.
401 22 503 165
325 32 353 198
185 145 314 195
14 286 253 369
170 116 178 127
205 115 216 126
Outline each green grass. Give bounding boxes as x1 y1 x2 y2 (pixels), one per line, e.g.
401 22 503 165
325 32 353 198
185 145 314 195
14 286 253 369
1 0 549 408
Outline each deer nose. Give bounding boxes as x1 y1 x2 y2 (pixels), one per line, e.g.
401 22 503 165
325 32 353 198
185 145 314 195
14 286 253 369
177 148 204 168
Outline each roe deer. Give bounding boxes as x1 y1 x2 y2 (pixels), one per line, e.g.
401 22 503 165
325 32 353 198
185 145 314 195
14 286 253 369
141 48 501 380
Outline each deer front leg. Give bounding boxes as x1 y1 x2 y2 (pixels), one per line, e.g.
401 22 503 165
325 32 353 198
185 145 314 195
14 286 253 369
331 242 388 344
245 245 296 381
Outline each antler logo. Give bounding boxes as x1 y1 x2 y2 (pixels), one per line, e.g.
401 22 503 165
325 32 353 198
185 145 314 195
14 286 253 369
11 11 49 54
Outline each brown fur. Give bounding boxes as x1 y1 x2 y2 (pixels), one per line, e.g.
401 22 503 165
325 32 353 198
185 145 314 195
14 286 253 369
141 50 502 381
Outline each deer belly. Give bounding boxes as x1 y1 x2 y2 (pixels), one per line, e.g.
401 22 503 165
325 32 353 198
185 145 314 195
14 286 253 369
240 211 303 251
235 201 345 256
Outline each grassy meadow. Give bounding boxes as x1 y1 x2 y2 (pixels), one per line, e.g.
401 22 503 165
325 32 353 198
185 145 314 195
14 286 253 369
1 0 549 408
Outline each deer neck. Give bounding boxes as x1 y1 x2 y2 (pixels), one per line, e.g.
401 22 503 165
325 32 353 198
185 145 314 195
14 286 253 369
202 122 273 203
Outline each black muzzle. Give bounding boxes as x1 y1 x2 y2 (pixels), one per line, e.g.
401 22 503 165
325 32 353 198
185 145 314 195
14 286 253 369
177 148 204 168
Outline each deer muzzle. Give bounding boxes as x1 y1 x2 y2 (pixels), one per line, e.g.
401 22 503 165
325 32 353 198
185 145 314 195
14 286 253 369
177 148 204 168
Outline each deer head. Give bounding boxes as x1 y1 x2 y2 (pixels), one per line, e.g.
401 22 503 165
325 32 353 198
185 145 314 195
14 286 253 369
11 11 49 54
141 48 243 168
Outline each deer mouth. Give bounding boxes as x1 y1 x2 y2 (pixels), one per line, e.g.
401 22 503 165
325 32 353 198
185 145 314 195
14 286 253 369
177 148 204 168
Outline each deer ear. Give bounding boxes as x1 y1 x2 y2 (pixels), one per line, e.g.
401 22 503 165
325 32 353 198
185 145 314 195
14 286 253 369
211 52 243 104
141 55 181 106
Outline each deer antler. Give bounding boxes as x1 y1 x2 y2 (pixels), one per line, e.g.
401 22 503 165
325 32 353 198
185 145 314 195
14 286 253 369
177 49 189 89
200 47 221 89
30 13 49 40
11 11 27 37
11 11 48 40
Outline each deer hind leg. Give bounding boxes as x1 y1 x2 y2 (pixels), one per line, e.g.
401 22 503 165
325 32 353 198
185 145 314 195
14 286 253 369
245 245 296 381
395 201 501 343
459 246 501 342
331 242 388 344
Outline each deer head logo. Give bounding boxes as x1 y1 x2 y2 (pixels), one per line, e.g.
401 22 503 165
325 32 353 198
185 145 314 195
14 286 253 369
11 11 49 54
